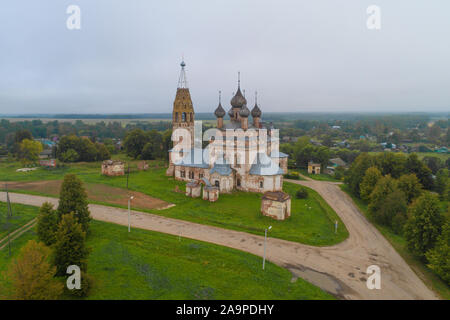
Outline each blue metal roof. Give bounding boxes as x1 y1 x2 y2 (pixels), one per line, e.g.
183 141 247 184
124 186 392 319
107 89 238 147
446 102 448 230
210 162 232 176
270 151 289 158
249 153 284 176
173 148 210 168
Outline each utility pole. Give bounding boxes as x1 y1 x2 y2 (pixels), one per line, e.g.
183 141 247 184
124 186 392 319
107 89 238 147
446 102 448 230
6 183 12 218
126 163 130 190
128 196 134 232
263 226 272 270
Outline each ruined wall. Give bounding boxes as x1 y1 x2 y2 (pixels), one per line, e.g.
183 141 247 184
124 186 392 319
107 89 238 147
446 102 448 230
102 162 125 176
261 198 291 220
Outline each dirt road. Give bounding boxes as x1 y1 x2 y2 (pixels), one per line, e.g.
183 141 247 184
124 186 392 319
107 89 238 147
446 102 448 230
0 186 438 300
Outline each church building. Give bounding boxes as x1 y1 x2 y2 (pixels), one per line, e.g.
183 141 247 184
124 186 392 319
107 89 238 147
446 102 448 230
166 60 289 195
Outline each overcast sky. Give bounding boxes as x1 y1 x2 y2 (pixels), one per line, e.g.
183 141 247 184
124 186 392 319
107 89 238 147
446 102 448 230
0 0 449 114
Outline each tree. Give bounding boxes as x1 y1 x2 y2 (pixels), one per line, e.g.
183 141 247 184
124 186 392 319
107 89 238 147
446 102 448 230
405 154 433 190
123 129 149 159
53 213 90 276
426 219 450 285
60 148 79 163
95 142 110 161
368 175 401 225
345 153 374 196
397 173 423 204
404 193 444 259
37 202 58 246
5 240 63 299
435 169 449 201
422 156 442 175
360 166 382 201
57 174 91 233
18 139 42 164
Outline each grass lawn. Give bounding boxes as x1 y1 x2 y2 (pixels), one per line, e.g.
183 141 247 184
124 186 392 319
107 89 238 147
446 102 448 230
0 202 39 239
0 159 348 246
339 184 450 300
0 215 334 300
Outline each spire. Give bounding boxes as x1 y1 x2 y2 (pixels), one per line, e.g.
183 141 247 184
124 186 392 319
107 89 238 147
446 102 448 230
177 59 188 88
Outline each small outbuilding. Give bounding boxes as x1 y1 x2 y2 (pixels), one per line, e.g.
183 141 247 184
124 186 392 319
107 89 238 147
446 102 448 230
307 162 321 175
203 185 219 202
261 191 291 220
101 160 125 176
186 180 201 198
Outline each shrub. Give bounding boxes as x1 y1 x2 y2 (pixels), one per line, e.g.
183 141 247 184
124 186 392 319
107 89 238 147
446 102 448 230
296 187 308 199
284 172 300 180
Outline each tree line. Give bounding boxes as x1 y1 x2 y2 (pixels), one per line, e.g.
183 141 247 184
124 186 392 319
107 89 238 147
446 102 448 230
345 152 449 285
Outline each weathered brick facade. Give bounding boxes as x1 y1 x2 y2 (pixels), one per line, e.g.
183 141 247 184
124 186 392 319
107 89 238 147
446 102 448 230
101 160 125 176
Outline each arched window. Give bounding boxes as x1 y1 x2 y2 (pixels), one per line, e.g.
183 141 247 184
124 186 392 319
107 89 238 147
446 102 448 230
175 112 179 122
182 112 187 122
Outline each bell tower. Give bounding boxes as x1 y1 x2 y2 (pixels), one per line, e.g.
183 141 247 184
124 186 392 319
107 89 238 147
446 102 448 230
172 60 195 147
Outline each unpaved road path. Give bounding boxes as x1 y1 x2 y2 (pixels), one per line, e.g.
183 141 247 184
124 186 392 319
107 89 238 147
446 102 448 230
0 187 438 300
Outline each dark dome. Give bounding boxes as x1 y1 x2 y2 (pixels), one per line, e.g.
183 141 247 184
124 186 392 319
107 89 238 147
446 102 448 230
239 105 250 118
251 103 262 118
214 103 226 118
230 87 247 108
228 107 234 118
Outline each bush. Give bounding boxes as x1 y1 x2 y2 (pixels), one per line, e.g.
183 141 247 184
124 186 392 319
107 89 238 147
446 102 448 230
284 172 300 180
64 271 94 297
296 187 308 199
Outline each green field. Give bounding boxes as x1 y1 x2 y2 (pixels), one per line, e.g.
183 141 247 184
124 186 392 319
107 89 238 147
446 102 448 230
339 185 450 300
0 159 348 246
0 203 38 239
0 207 334 300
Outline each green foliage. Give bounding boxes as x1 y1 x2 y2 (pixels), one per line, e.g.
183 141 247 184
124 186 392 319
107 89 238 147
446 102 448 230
18 139 43 164
404 193 444 259
123 129 149 159
435 169 449 201
5 240 63 300
374 152 406 178
368 175 404 226
65 271 94 297
53 213 90 276
405 153 433 190
426 219 450 285
360 166 382 201
345 153 374 196
57 174 91 233
57 135 108 163
36 202 58 246
296 187 308 199
60 148 79 163
397 173 423 204
284 172 300 180
292 137 330 169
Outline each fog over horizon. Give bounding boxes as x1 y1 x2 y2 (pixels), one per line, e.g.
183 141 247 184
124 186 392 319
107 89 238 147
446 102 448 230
1 1 449 114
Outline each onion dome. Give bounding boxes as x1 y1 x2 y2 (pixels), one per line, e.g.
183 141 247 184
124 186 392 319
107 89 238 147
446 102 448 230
230 87 247 108
214 91 226 118
228 107 234 118
251 104 261 118
230 72 247 108
214 103 226 118
239 104 250 118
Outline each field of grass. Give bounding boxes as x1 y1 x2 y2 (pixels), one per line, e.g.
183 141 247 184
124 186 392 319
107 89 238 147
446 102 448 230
339 184 450 300
0 159 348 246
0 202 38 239
0 212 334 300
